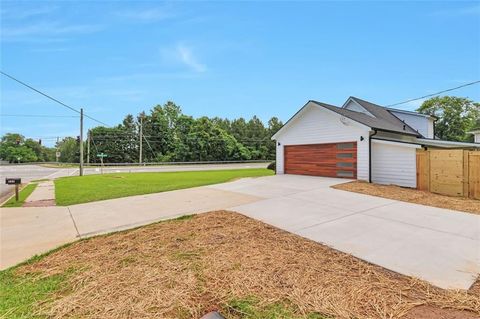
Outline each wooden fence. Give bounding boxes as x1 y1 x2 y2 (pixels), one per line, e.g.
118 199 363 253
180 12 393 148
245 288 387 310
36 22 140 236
416 149 480 199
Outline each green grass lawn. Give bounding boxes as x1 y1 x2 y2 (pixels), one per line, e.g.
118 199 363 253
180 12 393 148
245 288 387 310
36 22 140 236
55 168 273 206
1 184 38 208
0 267 70 319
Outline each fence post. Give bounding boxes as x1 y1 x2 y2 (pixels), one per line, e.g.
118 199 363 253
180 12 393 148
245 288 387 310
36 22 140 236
463 150 469 198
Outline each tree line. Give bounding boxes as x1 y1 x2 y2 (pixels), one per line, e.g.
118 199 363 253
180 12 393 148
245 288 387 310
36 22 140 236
0 133 55 163
84 101 283 163
1 101 283 163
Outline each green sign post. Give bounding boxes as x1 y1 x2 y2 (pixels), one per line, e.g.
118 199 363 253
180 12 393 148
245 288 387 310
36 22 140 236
96 153 108 174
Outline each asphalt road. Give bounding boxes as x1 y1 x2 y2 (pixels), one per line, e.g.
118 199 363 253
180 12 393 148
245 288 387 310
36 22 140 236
0 162 269 201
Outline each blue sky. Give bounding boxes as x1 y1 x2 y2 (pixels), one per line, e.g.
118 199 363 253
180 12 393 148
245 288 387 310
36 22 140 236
1 1 479 146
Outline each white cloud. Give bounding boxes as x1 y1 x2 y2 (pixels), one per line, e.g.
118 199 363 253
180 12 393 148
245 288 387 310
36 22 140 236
115 7 173 22
175 44 207 73
2 22 102 38
1 6 58 20
30 47 71 53
431 4 480 17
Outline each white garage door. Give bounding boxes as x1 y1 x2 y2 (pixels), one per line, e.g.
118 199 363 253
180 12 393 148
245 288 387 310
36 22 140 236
371 140 420 188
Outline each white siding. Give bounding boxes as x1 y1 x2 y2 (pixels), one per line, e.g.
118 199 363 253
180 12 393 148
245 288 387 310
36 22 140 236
343 100 374 117
427 118 435 138
389 111 433 138
371 140 419 188
473 133 480 143
275 102 371 181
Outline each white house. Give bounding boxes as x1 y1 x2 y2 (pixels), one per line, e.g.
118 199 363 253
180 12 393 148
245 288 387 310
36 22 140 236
272 97 479 188
468 129 480 143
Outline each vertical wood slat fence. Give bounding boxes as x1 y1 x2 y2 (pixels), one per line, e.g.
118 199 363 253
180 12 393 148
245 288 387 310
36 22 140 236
416 149 480 199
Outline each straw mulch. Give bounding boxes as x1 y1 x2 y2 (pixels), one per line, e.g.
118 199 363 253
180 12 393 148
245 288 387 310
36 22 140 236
332 181 480 215
19 211 479 319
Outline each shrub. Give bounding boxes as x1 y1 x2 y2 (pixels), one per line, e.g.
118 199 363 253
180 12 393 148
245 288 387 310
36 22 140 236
267 161 276 172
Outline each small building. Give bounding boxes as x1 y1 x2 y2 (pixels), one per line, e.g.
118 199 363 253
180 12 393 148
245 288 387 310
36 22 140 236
468 129 480 143
272 97 479 188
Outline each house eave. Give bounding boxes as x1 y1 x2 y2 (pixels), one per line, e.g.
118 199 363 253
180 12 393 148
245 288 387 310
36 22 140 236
417 138 480 148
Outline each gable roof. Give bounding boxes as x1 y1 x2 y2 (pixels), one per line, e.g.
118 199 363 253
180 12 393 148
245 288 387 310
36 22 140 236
344 97 420 136
272 97 424 140
312 99 421 136
385 107 437 119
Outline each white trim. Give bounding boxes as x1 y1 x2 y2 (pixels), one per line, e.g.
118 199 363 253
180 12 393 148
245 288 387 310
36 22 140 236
372 139 421 149
341 97 375 117
417 138 480 147
385 107 435 119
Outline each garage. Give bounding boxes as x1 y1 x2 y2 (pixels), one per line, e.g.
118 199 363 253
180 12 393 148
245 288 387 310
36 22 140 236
284 142 357 178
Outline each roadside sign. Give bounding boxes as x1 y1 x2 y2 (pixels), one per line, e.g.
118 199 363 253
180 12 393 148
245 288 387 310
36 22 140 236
56 151 61 157
5 178 21 202
5 178 21 185
96 153 107 174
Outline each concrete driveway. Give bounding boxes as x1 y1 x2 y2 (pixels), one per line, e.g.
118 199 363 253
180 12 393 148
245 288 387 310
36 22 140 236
208 175 480 290
1 174 479 290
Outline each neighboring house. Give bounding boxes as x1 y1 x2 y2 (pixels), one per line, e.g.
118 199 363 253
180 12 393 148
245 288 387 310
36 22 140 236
468 129 480 143
272 97 479 188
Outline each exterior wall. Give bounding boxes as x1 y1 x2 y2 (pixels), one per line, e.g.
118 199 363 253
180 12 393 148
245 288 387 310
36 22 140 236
343 100 374 117
371 140 420 188
274 103 371 181
374 131 418 143
474 133 480 143
389 110 433 138
427 118 435 138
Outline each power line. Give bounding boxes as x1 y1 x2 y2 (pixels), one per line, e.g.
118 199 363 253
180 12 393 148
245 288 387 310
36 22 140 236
0 114 78 118
386 80 480 107
0 70 110 126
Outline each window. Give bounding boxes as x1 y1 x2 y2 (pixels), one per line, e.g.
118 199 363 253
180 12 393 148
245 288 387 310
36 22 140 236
337 143 354 150
337 162 353 168
337 170 354 177
336 153 353 158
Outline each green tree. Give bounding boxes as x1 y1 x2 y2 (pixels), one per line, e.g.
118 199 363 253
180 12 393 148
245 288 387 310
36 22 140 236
267 117 283 158
1 146 37 163
1 133 24 147
89 125 137 163
24 139 55 162
417 96 480 142
56 137 79 163
74 100 277 163
0 133 54 163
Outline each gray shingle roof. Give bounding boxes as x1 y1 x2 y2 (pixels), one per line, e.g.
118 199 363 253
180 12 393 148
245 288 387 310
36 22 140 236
311 98 421 137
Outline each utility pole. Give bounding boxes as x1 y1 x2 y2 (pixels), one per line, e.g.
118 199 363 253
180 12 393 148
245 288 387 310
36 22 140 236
139 116 143 164
56 136 60 162
79 108 84 176
87 130 90 164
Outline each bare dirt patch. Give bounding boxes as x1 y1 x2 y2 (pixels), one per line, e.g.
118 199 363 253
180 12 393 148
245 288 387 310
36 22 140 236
403 305 480 319
332 181 480 215
22 199 56 207
17 211 479 319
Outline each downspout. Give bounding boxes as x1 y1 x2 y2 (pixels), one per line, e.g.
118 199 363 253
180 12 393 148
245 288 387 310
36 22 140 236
368 129 378 183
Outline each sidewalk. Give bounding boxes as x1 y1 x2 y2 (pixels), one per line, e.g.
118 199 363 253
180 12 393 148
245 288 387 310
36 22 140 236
23 180 56 207
0 186 261 270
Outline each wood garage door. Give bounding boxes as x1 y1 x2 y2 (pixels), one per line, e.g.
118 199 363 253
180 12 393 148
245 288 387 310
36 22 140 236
284 142 357 178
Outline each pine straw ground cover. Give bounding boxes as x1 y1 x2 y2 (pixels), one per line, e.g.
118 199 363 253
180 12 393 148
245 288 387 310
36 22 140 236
3 212 480 319
332 181 480 215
